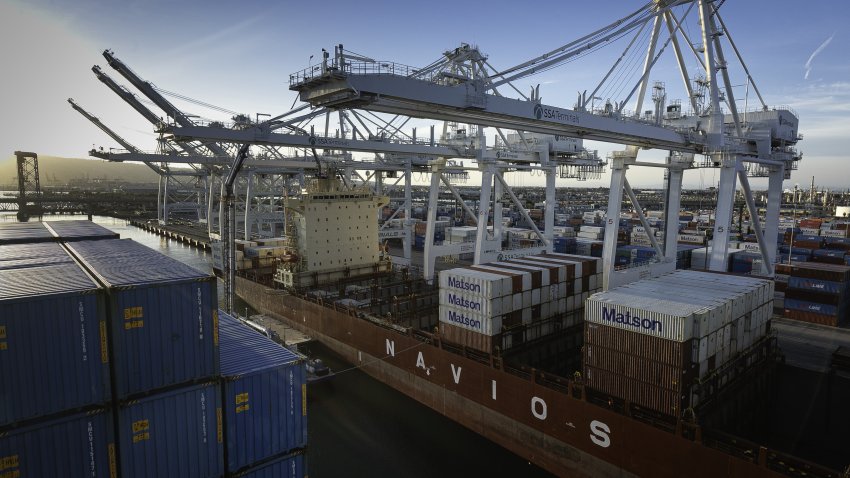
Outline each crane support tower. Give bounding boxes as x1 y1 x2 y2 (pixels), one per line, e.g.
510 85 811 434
14 151 42 222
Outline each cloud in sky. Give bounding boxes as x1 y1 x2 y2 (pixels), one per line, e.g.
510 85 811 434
803 33 835 80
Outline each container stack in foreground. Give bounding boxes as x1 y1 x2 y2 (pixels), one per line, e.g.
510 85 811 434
219 311 307 474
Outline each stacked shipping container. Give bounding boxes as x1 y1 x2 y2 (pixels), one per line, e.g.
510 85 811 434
66 239 220 399
437 253 602 353
583 270 773 417
775 262 850 326
219 311 307 474
0 222 308 477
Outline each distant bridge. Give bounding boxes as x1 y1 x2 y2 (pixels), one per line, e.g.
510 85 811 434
0 190 159 218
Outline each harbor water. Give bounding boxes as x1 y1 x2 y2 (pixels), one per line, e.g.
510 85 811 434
1 214 552 477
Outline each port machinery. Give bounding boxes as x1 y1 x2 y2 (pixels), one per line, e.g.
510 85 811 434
75 0 800 292
283 0 800 288
75 51 606 277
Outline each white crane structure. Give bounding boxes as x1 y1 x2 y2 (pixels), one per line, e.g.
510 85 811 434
82 51 599 275
286 0 800 288
68 98 210 225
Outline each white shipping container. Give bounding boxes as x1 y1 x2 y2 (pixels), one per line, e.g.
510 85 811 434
438 289 506 316
439 304 501 335
586 293 706 342
439 269 510 299
577 231 604 240
585 271 764 341
581 225 604 234
821 229 848 238
678 234 706 244
471 264 533 291
496 261 552 287
630 237 653 247
507 257 570 284
616 283 725 335
532 288 541 305
741 242 761 253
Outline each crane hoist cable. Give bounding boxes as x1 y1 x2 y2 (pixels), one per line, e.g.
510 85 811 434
154 86 244 117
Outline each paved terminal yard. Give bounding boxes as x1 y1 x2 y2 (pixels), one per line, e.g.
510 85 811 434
772 317 850 373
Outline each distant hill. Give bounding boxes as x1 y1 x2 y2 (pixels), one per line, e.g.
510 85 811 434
0 155 159 189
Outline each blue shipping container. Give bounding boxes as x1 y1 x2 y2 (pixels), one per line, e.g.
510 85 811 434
779 253 810 263
784 298 841 317
219 312 306 473
0 222 54 245
118 382 223 478
233 451 305 478
787 277 847 295
0 258 110 427
67 239 219 398
44 220 119 241
0 409 114 477
813 249 846 259
0 242 74 271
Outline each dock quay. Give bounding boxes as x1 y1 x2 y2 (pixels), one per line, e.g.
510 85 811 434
129 219 212 250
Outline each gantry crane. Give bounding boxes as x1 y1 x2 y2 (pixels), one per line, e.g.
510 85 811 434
79 48 605 280
286 0 800 288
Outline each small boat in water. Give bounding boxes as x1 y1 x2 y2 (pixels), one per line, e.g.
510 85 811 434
306 358 332 382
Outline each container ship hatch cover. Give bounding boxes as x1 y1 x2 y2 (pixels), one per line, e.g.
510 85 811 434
232 177 843 478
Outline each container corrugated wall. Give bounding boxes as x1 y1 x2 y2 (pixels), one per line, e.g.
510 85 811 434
219 312 306 473
233 451 305 478
0 247 110 427
0 242 72 270
44 220 119 241
0 222 53 245
0 409 114 477
117 382 223 478
67 239 219 398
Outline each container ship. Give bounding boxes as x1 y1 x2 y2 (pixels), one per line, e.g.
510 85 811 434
223 176 848 478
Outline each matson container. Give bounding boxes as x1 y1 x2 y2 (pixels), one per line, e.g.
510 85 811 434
44 220 119 242
219 312 306 473
438 303 501 335
439 289 505 317
0 257 110 427
0 409 114 477
586 291 712 342
438 269 511 298
117 382 223 478
67 239 219 398
232 450 305 478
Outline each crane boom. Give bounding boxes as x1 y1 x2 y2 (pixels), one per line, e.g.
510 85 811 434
101 49 230 158
291 73 691 151
92 66 162 125
68 98 141 154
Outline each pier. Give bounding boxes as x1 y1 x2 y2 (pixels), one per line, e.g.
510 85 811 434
129 219 212 250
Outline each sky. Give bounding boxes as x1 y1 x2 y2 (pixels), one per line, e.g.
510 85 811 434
1 0 848 191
